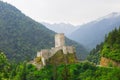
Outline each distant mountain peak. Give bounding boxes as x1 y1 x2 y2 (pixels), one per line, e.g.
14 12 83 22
97 12 120 22
41 22 77 35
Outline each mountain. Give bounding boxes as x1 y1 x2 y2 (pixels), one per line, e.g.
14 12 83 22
0 1 88 61
68 12 120 50
41 22 78 36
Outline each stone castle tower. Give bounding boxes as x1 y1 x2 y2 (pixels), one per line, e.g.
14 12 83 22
55 33 65 47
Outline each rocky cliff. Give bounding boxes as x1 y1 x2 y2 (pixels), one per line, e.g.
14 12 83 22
100 57 120 67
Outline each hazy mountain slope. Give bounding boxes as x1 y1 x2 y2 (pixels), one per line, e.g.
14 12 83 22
0 1 88 61
42 22 78 35
68 12 120 50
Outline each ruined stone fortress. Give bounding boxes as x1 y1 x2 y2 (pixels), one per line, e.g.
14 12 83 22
36 33 75 66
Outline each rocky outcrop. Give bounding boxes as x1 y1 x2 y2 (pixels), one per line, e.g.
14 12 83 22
46 50 77 65
100 57 120 67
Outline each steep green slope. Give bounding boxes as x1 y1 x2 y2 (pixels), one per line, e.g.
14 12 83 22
88 27 120 64
0 1 87 61
101 28 120 62
87 43 103 64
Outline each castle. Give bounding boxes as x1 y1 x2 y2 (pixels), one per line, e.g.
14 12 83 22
34 33 76 67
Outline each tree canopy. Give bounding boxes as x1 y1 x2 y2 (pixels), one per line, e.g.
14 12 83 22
101 27 120 62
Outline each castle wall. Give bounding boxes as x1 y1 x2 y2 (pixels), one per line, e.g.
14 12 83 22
63 46 75 54
41 57 46 66
63 46 67 54
39 49 50 59
67 46 75 54
37 52 41 57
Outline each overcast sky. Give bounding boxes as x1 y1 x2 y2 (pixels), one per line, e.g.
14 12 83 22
2 0 120 25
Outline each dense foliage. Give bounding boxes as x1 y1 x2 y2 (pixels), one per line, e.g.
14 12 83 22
0 52 120 80
101 28 120 62
0 1 88 61
87 43 103 64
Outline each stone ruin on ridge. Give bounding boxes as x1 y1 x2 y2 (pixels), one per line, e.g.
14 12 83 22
31 33 77 68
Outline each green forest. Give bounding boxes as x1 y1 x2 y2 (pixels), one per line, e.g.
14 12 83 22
101 28 120 62
1 52 120 80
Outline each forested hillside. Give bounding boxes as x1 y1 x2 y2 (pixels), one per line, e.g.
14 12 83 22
87 43 103 64
0 1 87 61
101 28 120 62
87 27 120 64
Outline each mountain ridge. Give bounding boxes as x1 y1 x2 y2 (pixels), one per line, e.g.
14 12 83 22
41 22 78 36
68 12 120 50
